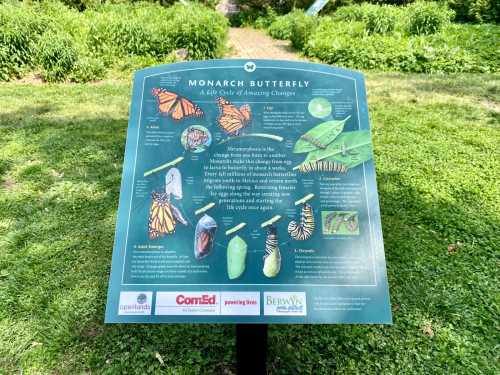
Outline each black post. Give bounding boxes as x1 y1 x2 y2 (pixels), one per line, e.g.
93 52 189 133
236 324 268 375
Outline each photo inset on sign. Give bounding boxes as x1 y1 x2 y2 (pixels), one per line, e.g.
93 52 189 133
181 125 212 153
321 211 360 235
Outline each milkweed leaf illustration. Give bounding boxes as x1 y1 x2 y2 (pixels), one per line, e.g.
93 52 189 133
293 116 350 154
325 143 372 169
304 130 372 167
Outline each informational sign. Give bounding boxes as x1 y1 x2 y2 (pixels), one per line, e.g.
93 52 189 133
105 60 392 324
306 0 329 16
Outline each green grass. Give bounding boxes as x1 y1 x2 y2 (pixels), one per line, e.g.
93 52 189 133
0 73 499 374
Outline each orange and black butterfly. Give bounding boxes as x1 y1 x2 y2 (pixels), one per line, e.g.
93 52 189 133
152 88 203 121
148 192 187 239
217 97 251 136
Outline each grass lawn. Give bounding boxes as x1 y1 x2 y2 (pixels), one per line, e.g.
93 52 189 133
0 73 498 374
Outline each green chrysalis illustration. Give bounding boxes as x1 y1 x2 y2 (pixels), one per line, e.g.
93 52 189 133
227 235 247 280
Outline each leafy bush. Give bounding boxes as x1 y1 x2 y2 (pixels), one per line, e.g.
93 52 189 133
36 32 79 82
304 18 499 73
405 2 454 35
289 12 318 50
268 9 306 40
86 3 227 60
446 0 499 23
0 3 49 79
333 4 403 34
69 56 106 83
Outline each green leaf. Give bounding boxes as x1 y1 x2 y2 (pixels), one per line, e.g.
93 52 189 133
305 130 371 161
325 143 373 169
293 116 350 153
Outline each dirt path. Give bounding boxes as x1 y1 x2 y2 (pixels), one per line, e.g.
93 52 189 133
227 27 305 60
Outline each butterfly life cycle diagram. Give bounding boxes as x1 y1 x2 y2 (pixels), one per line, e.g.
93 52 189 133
105 60 392 324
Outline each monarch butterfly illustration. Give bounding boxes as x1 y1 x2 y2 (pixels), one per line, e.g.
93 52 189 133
217 97 251 136
152 88 203 120
297 160 348 173
186 126 208 150
148 191 187 240
263 225 281 278
288 203 315 241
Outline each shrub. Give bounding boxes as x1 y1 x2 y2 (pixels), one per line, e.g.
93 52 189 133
37 32 79 82
405 2 454 35
0 3 49 78
86 3 227 60
304 18 498 73
446 0 499 23
167 4 228 59
268 9 305 40
69 56 106 83
333 4 402 34
289 12 318 50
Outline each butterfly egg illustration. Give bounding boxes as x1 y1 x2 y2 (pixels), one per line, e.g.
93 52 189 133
263 225 281 278
288 203 315 241
298 160 348 173
194 214 217 260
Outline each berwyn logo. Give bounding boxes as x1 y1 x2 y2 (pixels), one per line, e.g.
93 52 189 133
176 294 216 305
264 292 307 316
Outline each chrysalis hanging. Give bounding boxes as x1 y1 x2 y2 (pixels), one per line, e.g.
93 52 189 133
263 225 281 278
227 235 247 280
165 167 183 200
288 203 315 241
194 214 217 259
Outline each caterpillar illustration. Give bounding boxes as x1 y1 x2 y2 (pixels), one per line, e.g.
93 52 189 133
288 203 315 241
263 225 281 278
298 160 348 173
300 134 328 149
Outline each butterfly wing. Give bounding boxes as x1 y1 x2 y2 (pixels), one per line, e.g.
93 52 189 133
152 88 203 120
152 88 179 115
148 192 175 239
217 97 251 136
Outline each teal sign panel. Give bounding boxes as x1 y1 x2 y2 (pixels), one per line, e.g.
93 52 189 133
105 59 392 324
306 0 329 15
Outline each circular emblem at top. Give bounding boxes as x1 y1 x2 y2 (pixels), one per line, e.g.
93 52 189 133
244 61 256 72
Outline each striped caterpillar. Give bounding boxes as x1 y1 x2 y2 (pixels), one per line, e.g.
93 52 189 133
288 203 315 241
300 134 328 149
297 160 348 173
262 225 281 278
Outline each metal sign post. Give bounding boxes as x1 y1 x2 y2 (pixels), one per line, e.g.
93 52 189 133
236 324 268 375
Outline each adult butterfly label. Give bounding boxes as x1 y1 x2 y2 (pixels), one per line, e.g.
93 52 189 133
105 60 391 325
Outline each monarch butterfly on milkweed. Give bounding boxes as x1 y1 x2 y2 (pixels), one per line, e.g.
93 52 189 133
297 160 348 173
263 225 281 278
217 97 251 136
185 126 208 150
288 203 315 241
148 191 187 240
152 88 203 121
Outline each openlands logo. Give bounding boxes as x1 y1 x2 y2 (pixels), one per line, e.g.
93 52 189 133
118 292 152 315
264 292 307 316
137 293 147 305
